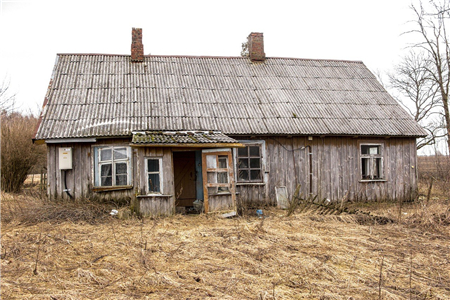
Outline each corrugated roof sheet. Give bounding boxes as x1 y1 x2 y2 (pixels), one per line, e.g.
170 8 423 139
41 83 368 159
34 54 427 140
131 131 239 145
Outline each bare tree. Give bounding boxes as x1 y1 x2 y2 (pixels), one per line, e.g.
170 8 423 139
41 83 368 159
409 0 450 153
389 51 445 149
0 77 16 113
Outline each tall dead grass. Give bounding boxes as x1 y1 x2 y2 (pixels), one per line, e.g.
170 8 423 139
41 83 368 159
1 192 449 299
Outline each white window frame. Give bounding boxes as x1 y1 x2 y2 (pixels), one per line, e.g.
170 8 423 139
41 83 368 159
234 140 265 184
94 146 132 187
145 157 163 194
360 143 384 181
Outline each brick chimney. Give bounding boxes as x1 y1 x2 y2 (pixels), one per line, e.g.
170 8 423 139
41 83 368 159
131 28 144 62
248 32 265 61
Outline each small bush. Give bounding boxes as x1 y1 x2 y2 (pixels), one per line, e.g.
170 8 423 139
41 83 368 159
1 112 46 193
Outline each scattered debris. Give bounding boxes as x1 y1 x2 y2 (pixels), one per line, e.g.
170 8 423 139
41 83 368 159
220 211 237 219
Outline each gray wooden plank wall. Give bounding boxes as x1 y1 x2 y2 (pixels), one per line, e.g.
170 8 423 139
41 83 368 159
237 136 418 204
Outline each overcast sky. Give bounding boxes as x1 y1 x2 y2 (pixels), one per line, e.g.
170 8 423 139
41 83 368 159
1 0 419 114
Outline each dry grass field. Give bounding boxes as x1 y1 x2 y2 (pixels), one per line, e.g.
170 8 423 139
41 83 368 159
1 185 449 300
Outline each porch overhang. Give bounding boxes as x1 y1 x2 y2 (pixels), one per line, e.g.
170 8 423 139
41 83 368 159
130 131 244 148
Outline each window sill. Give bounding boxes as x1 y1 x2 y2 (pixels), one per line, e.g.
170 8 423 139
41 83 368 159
359 179 387 183
236 182 265 186
92 185 133 192
137 194 172 198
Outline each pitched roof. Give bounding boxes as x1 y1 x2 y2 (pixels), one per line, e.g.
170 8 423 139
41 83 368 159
34 54 426 140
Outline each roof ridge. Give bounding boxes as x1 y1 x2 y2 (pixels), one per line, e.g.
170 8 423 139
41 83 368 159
55 53 363 64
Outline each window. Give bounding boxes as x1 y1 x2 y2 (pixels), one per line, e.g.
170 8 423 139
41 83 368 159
94 146 131 187
146 158 162 194
206 154 230 194
360 144 383 180
237 144 262 182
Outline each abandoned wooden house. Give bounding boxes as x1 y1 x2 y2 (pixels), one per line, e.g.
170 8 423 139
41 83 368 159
33 29 426 215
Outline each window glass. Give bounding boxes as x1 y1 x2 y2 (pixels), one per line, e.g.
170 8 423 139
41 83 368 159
146 158 162 193
114 148 128 160
239 158 248 168
116 162 127 174
361 145 380 155
95 146 130 187
218 156 227 169
100 149 112 161
148 174 160 193
236 144 263 182
249 146 260 157
101 164 112 176
116 174 127 186
238 147 248 157
250 158 260 168
238 170 249 181
100 164 112 186
360 144 383 180
250 170 261 181
217 172 228 183
147 159 159 172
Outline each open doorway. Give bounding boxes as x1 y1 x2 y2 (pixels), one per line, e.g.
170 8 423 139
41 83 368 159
173 151 203 211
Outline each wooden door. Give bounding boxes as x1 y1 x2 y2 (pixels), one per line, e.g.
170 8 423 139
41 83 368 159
202 149 236 213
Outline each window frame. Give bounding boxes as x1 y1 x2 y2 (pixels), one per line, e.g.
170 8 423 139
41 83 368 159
145 157 163 195
359 142 385 181
234 140 265 184
93 145 132 188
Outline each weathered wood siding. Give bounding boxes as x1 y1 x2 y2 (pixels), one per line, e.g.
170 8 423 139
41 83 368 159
47 139 134 201
46 136 418 215
47 141 175 215
134 147 175 215
233 136 418 204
